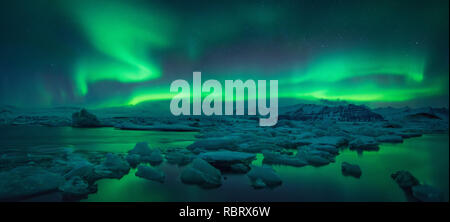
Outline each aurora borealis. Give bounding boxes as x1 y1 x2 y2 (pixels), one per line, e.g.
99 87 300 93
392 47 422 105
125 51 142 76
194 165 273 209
0 0 448 108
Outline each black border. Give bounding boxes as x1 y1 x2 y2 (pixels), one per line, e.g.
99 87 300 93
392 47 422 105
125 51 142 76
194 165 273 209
1 202 449 220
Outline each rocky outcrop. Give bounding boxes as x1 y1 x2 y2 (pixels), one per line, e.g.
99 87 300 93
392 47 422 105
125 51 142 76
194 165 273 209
72 108 101 127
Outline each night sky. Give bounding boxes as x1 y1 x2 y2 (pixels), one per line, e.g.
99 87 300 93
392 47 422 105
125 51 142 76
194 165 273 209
0 0 448 108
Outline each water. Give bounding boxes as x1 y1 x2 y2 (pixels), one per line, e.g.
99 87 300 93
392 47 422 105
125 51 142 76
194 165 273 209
0 126 448 202
0 126 196 153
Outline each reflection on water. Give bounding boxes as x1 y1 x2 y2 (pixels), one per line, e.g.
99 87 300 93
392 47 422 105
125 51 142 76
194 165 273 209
0 126 448 201
0 126 197 153
86 134 449 202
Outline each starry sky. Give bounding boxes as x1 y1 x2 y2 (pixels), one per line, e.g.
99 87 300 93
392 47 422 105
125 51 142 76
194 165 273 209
0 0 448 108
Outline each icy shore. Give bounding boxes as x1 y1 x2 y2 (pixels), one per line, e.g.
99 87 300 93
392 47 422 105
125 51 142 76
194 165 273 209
0 103 448 201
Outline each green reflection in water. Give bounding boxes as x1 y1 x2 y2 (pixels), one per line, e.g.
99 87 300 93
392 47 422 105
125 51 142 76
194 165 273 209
84 169 167 202
270 134 448 201
1 126 446 201
85 134 448 202
0 126 197 153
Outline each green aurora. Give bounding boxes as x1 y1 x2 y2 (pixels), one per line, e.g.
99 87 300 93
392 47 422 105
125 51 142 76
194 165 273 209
0 0 448 108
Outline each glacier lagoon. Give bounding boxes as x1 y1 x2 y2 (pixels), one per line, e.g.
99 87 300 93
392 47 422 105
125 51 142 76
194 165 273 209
0 126 447 202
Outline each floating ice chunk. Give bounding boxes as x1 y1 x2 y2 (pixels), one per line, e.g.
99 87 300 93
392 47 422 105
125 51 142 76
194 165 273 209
94 153 130 179
180 158 222 188
0 166 64 201
135 165 165 183
247 165 282 189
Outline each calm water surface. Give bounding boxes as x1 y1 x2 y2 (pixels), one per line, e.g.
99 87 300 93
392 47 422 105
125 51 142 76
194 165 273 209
0 126 448 202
